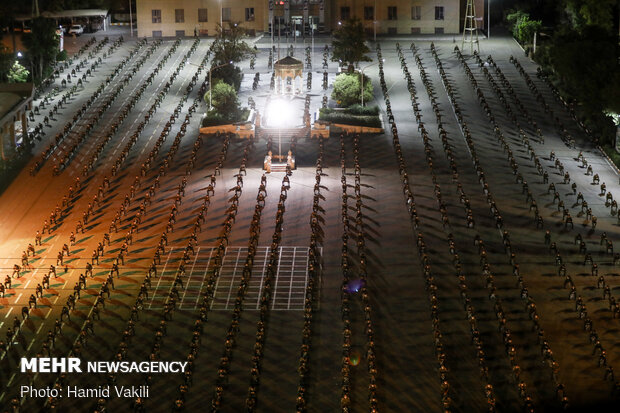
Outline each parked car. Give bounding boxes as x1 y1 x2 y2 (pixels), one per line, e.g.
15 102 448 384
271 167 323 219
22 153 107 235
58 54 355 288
68 25 84 36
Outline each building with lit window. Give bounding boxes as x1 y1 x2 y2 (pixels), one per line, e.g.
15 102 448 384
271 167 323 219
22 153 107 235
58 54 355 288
136 0 485 38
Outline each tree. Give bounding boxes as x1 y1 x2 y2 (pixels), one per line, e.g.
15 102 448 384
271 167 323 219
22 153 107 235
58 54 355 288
44 0 113 11
209 21 255 90
331 18 371 73
0 46 14 83
563 0 616 33
506 11 542 44
547 25 619 143
504 0 620 147
331 73 373 107
8 61 29 83
205 80 241 122
211 21 255 65
211 64 243 92
21 17 59 82
0 3 21 53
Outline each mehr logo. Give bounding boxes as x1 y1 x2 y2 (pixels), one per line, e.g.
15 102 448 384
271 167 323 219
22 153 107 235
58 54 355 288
20 357 189 373
21 358 82 373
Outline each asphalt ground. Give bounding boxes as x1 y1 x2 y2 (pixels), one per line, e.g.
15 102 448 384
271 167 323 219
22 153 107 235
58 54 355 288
0 29 618 413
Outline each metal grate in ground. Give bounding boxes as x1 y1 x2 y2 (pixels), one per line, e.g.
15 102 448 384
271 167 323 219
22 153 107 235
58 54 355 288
146 246 319 310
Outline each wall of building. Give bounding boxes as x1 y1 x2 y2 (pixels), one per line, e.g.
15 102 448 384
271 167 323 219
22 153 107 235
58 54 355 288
137 0 267 38
136 0 471 37
331 0 460 35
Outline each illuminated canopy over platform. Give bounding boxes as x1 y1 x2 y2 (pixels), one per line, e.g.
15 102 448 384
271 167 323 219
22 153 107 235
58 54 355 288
274 56 303 96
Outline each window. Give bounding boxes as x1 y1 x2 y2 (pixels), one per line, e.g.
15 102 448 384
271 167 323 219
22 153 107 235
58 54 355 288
222 7 231 22
198 8 208 22
175 9 184 23
435 6 444 20
388 7 397 21
364 6 374 21
435 27 444 34
151 10 161 24
340 7 350 21
411 27 421 34
176 30 186 37
388 27 397 34
411 6 421 20
152 30 162 37
245 7 255 21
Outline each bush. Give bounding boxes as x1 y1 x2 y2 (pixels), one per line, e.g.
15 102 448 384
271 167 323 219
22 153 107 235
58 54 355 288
201 112 226 127
201 109 250 127
602 145 620 168
343 104 379 116
506 11 541 45
319 108 381 128
56 50 68 61
204 80 241 122
331 73 373 107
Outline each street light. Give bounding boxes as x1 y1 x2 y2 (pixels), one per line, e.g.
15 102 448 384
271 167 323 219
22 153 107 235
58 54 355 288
373 0 377 42
488 0 490 38
311 23 314 70
208 61 233 110
129 0 133 37
360 60 382 106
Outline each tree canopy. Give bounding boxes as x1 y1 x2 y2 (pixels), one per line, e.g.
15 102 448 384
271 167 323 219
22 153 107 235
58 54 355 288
209 21 255 91
22 17 59 83
211 21 256 66
331 73 373 107
563 0 617 33
520 0 620 145
0 46 14 83
331 18 371 73
503 0 620 145
8 61 29 83
506 11 542 44
546 25 619 114
205 80 242 122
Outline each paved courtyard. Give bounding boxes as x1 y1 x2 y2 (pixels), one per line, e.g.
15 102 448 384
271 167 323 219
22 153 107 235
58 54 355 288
0 28 618 413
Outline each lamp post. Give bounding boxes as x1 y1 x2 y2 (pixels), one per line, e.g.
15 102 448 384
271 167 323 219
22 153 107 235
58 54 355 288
360 60 381 106
129 0 133 37
208 61 232 110
311 24 314 70
373 0 377 42
487 0 490 38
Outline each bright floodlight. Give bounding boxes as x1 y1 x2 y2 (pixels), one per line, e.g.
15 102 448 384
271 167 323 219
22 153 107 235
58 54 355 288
266 98 296 128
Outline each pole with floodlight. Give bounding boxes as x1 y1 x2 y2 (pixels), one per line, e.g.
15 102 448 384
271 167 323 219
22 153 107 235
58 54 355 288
129 0 133 37
373 0 377 42
488 0 490 38
360 60 382 106
311 24 314 70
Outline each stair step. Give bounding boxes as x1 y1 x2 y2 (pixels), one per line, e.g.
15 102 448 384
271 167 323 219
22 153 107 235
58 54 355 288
259 127 310 139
